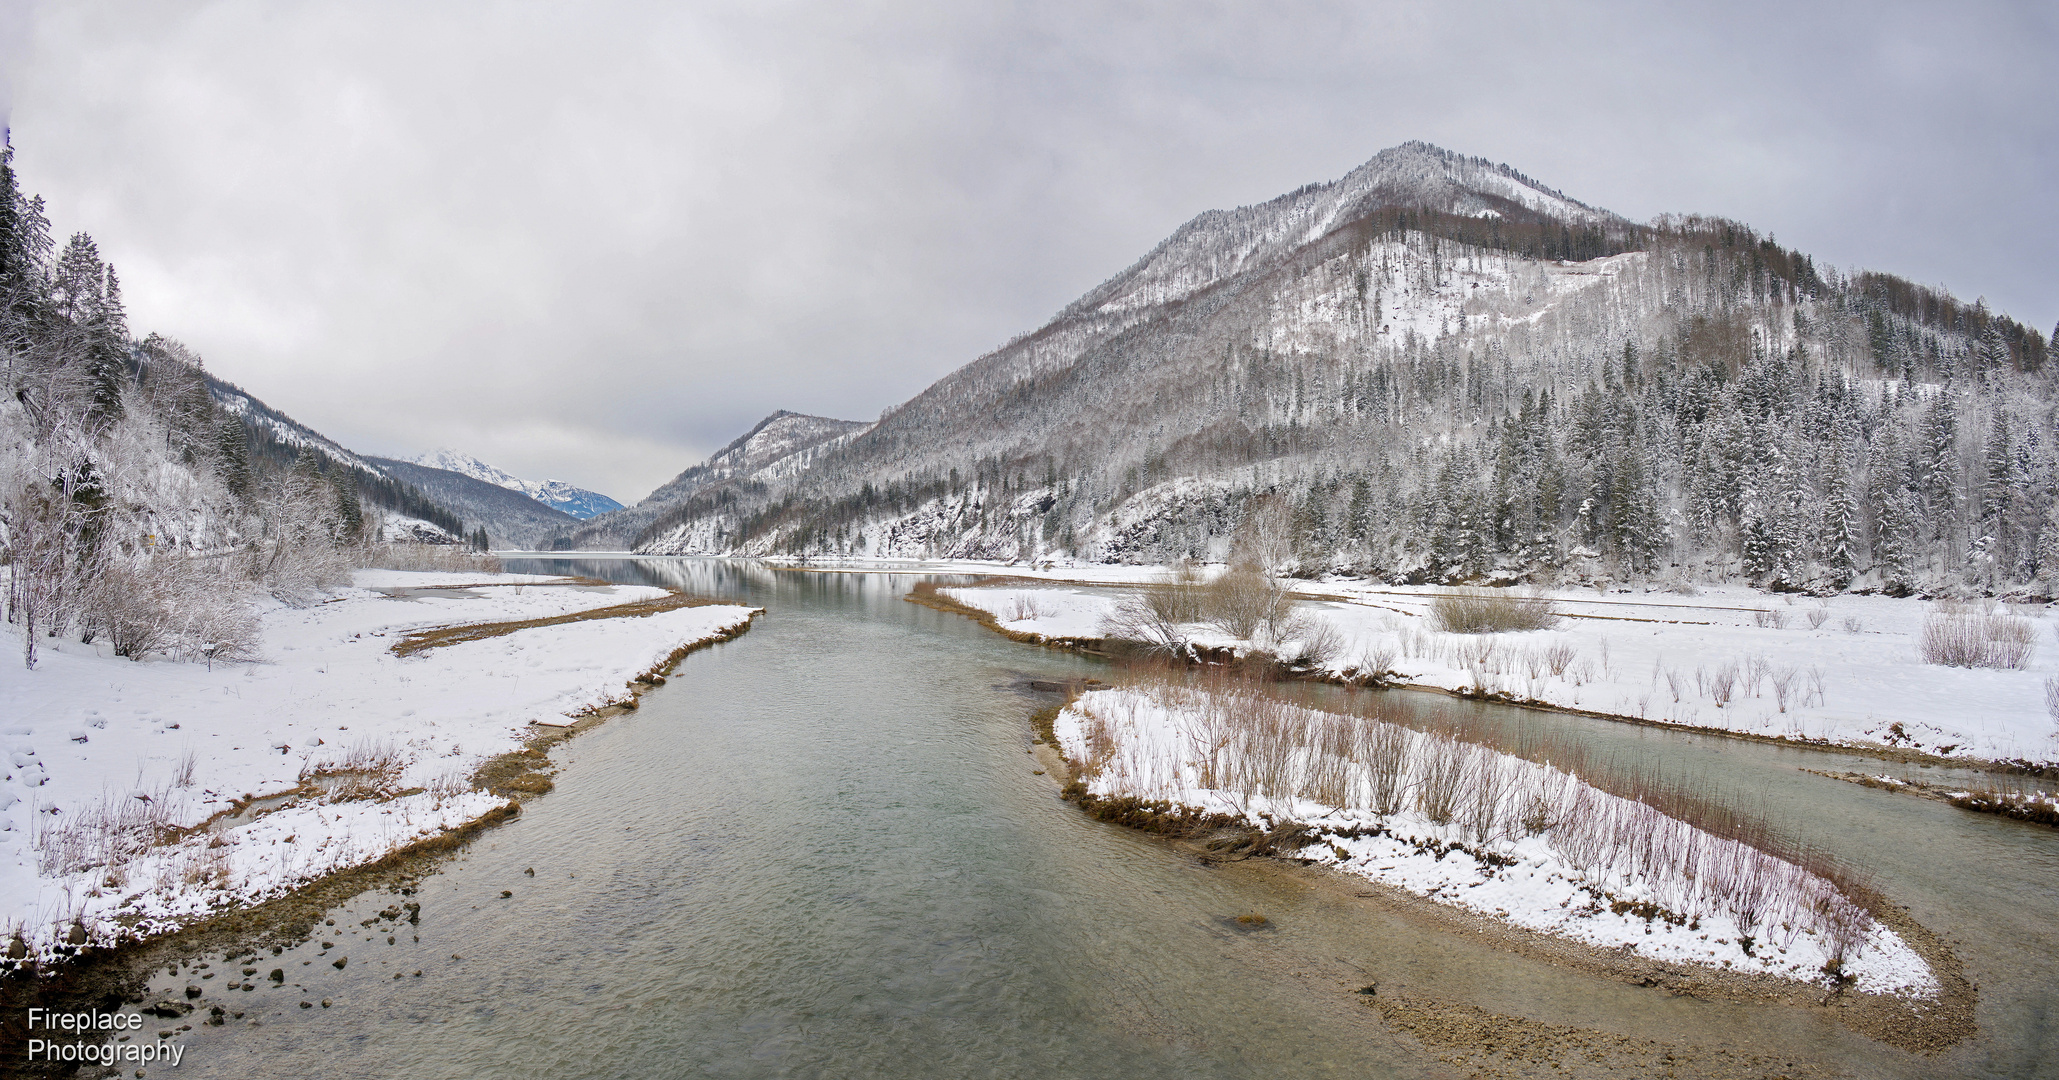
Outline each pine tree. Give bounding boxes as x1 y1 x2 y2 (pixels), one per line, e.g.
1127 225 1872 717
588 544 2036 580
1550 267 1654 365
1820 448 1859 586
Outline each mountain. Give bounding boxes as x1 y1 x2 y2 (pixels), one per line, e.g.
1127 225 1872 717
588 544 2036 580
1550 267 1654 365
204 373 471 542
551 411 869 549
366 457 581 550
598 140 2051 595
405 448 622 519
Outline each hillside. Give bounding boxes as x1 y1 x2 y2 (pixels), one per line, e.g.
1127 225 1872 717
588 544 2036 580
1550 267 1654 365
553 410 868 549
405 447 622 519
367 457 582 549
616 141 2052 596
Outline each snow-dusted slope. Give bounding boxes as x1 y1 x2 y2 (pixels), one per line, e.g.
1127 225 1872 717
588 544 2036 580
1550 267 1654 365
558 411 869 550
405 448 622 520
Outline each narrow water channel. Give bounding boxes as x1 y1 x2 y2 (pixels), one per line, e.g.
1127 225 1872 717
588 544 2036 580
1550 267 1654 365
145 560 2057 1078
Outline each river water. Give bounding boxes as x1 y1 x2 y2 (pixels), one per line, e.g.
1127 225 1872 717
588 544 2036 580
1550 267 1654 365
145 559 2057 1078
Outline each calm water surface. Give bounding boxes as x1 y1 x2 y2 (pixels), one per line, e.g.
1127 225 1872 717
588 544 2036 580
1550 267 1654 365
150 559 2057 1078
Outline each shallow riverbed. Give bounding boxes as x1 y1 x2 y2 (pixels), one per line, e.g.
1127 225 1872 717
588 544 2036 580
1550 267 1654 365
137 559 2059 1079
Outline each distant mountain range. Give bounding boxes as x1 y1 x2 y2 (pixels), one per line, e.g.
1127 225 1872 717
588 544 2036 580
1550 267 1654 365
403 449 623 520
543 139 2054 595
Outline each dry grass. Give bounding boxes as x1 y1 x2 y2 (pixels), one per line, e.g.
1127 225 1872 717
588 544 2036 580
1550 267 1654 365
1064 668 1879 959
389 591 729 657
1919 605 2036 669
1427 587 1557 634
363 544 504 573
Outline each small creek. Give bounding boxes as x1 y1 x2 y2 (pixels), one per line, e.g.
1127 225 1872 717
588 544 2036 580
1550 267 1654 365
140 559 2058 1078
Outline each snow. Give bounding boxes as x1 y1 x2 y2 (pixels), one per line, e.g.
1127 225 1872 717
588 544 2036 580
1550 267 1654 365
0 569 757 960
935 569 2059 768
1054 685 1936 997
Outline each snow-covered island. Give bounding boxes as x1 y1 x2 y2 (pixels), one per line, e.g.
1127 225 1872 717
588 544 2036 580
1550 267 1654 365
1051 679 1937 996
0 569 758 963
923 564 2059 769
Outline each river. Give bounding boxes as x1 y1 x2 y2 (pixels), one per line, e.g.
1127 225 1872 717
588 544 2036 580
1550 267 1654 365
140 559 2057 1078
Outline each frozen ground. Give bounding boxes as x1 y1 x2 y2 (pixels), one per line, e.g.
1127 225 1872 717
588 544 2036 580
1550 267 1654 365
925 567 2059 768
1054 684 1936 997
0 569 758 960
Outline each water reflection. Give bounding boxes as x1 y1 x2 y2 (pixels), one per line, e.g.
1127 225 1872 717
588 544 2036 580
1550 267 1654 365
146 559 2056 1079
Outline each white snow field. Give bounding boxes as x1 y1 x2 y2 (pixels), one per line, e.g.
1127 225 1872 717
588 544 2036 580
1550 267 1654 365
1054 683 1936 997
931 569 2059 768
0 569 758 960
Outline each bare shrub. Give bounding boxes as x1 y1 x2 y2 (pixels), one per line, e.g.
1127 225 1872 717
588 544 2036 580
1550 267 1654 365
1282 613 1345 668
1463 748 1511 844
1805 606 1829 630
1415 733 1467 824
1768 666 1798 713
1428 587 1557 633
1662 666 1685 703
2045 677 2059 735
1920 607 2037 669
1840 615 1865 633
77 554 260 663
1751 608 1788 629
1707 663 1738 707
1004 593 1051 622
1361 721 1410 815
1202 566 1291 640
1099 590 1186 653
1356 643 1397 681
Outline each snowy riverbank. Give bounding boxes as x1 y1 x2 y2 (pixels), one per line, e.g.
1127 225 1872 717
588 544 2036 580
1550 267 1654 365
0 569 759 961
908 562 2059 768
1053 682 1937 997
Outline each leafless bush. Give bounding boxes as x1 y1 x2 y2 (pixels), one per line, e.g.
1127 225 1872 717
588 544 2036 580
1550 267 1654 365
1707 662 1738 707
1202 566 1292 640
1920 607 2036 669
1806 606 1829 630
77 554 260 664
1768 666 1798 713
1840 615 1865 633
2045 677 2059 735
174 749 197 788
1463 747 1511 844
1361 721 1410 815
1662 666 1685 703
1752 608 1788 629
1416 733 1467 824
1100 589 1187 653
1428 587 1557 633
362 543 504 574
1004 593 1051 622
1356 643 1397 681
1283 613 1345 667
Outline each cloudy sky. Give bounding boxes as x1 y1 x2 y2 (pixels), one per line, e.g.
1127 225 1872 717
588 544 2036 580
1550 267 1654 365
3 1 2053 501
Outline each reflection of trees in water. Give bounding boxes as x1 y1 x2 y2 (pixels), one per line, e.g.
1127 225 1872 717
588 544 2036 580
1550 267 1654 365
501 557 984 609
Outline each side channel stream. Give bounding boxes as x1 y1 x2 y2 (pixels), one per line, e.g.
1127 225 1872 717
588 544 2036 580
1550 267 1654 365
140 559 2057 1079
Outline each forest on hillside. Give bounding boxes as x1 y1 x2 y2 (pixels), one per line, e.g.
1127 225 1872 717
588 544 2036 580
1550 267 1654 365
636 184 2055 598
0 144 478 668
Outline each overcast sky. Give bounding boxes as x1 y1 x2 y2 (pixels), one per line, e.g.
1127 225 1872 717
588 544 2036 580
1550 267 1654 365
2 1 2053 501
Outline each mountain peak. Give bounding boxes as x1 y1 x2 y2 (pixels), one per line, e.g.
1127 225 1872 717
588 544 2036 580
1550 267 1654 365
402 448 622 519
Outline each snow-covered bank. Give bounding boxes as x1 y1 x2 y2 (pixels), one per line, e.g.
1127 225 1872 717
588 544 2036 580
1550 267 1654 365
1053 683 1936 997
924 566 2059 768
0 569 759 961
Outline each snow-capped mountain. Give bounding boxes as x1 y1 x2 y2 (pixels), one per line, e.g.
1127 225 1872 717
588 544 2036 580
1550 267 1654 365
405 449 622 520
552 411 869 549
574 140 2049 595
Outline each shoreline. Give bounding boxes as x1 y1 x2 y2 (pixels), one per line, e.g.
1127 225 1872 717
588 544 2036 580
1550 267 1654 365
911 572 2059 777
0 581 759 1066
1027 692 1976 1057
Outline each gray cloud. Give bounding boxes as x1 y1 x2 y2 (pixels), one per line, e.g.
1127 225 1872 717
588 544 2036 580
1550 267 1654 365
7 0 2054 500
